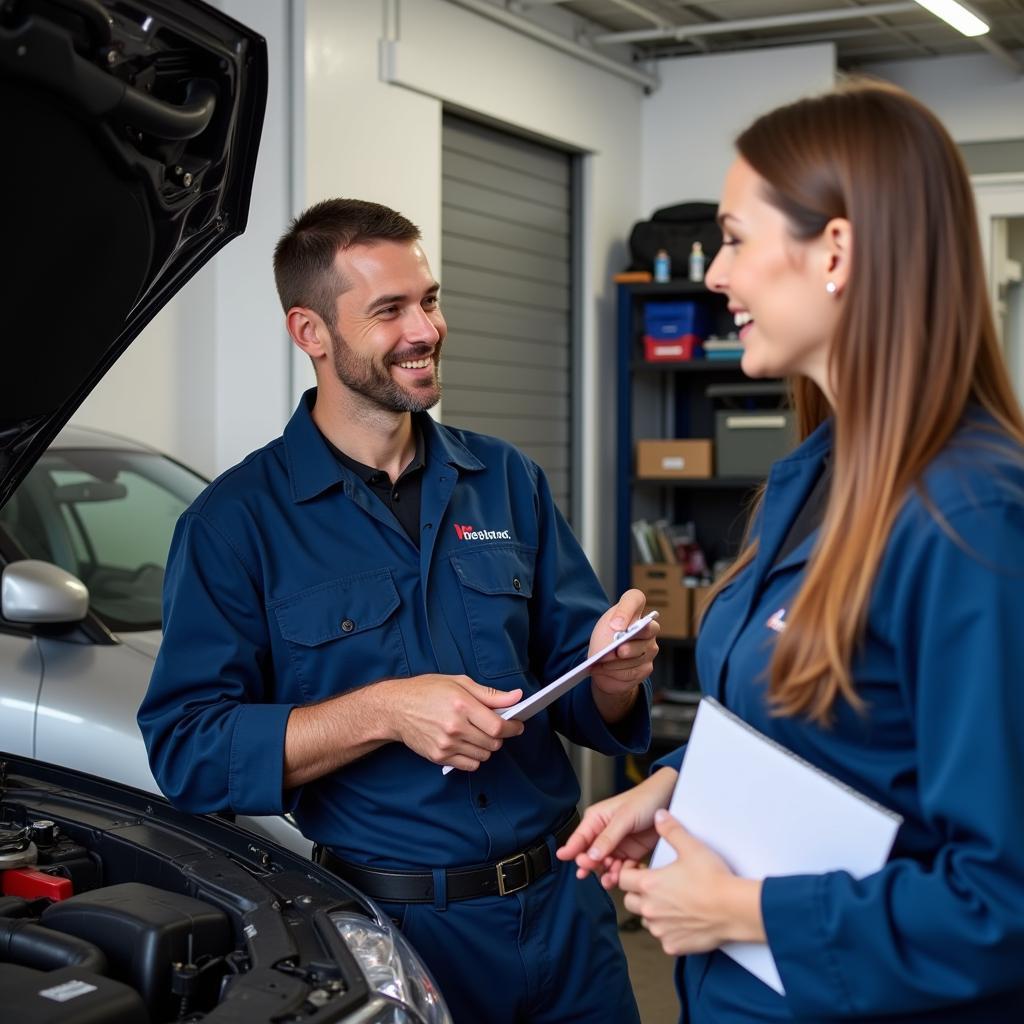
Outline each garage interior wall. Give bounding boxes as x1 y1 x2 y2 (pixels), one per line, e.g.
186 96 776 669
66 2 1024 798
641 44 837 214
862 49 1024 144
71 2 842 581
71 5 1024 562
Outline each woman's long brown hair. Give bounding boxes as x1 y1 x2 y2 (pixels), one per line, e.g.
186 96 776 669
706 80 1024 723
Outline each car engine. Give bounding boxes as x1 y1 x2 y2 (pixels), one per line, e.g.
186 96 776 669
0 758 445 1023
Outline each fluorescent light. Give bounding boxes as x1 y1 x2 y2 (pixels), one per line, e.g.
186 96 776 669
913 0 990 37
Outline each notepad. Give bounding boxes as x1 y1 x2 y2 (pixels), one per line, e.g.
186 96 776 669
442 610 659 775
649 697 902 994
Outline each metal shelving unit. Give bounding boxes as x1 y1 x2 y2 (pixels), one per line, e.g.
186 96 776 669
615 281 769 749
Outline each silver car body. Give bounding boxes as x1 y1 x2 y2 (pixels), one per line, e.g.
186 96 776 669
0 423 309 855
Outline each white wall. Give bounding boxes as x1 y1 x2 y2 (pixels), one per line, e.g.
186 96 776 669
861 50 1024 143
641 44 837 215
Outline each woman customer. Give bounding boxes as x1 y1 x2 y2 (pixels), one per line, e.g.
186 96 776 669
559 80 1024 1022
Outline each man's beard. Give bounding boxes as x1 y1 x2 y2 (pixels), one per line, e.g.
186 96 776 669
328 325 442 413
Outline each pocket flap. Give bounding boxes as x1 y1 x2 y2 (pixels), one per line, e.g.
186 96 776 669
450 544 535 598
273 571 400 647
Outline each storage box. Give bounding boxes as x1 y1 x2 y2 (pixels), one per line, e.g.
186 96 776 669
636 439 713 479
706 383 795 477
643 335 702 362
713 410 795 476
643 301 709 340
632 563 691 638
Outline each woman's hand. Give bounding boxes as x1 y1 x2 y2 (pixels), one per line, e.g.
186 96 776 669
618 810 765 955
556 767 678 888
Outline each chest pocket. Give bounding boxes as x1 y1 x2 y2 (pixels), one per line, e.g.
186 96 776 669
450 543 536 679
271 570 409 701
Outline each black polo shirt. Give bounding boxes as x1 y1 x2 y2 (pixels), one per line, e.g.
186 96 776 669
321 423 426 547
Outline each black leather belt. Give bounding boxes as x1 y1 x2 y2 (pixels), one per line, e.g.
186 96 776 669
317 810 580 903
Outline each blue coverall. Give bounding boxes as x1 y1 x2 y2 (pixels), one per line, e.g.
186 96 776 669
656 415 1024 1022
139 389 651 1023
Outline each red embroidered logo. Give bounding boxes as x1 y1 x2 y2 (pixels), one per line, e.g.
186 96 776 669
453 523 511 541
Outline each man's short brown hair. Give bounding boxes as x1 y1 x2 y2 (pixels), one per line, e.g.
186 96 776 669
272 198 421 326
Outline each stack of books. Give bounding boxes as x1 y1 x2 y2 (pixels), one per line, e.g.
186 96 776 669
630 518 709 579
703 336 743 360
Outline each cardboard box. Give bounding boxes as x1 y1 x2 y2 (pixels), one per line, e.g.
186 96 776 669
632 563 691 638
636 439 713 479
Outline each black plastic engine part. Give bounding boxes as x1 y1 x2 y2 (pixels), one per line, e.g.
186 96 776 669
0 895 32 918
0 962 148 1024
0 917 107 974
41 882 231 1019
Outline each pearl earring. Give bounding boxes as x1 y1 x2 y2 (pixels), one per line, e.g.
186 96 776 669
826 281 837 294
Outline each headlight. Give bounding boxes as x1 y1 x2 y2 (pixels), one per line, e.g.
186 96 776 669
330 911 451 1024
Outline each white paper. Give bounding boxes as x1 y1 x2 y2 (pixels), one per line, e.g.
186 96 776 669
649 697 902 994
442 610 659 774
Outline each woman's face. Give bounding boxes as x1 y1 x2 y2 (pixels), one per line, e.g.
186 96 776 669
706 157 844 401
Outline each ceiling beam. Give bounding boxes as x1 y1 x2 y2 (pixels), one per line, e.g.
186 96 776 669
842 0 935 59
972 32 1024 72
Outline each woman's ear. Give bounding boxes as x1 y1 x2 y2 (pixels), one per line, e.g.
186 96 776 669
286 307 329 361
823 217 853 295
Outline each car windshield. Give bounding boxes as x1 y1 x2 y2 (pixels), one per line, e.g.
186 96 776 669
0 448 205 632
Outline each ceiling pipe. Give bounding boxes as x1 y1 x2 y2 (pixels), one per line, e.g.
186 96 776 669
444 0 659 89
591 3 920 45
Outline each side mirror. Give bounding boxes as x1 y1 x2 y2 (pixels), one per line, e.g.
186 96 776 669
2 560 89 624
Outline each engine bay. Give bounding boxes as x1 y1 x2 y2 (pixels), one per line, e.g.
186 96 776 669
0 758 377 1023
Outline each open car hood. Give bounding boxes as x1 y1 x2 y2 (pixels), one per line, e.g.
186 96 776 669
0 0 267 508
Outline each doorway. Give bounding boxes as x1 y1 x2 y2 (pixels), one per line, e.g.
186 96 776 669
973 174 1024 403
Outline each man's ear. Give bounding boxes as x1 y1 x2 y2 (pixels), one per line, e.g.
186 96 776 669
823 217 853 294
286 307 330 361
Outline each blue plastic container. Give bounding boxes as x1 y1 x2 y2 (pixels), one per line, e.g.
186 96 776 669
643 301 709 340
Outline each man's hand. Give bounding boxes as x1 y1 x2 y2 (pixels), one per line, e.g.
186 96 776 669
588 589 660 723
283 675 525 787
381 675 525 772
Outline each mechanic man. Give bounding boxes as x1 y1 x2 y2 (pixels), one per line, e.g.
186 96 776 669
139 198 658 1024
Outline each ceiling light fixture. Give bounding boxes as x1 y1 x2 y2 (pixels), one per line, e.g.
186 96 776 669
913 0 990 37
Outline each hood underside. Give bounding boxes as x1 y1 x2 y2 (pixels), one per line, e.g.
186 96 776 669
0 0 267 507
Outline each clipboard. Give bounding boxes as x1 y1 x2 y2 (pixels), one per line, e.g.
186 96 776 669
649 696 902 993
442 610 659 775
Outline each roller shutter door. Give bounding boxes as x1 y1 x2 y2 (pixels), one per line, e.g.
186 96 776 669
440 114 576 520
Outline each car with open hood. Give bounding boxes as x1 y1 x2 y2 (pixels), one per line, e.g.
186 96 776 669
0 2 451 1021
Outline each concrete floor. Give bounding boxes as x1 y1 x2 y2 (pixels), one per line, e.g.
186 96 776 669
613 890 680 1024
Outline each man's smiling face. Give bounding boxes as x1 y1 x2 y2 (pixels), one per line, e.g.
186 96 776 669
327 239 446 413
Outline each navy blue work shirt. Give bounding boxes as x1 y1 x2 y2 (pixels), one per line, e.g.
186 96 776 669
140 389 651 868
657 415 1024 1022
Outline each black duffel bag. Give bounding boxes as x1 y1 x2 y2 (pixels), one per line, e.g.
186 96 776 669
628 201 720 275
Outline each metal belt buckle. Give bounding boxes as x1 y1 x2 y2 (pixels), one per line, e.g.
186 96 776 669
496 852 530 896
